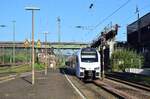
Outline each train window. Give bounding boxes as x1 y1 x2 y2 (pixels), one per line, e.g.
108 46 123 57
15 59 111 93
81 48 98 62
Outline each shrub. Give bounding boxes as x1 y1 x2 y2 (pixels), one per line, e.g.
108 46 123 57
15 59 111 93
34 63 45 70
110 48 144 72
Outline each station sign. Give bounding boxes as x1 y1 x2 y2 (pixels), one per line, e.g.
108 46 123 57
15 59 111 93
24 39 30 48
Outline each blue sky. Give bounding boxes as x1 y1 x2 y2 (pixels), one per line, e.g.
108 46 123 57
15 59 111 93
0 0 150 43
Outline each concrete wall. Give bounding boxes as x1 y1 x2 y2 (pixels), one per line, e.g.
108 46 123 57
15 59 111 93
125 68 150 76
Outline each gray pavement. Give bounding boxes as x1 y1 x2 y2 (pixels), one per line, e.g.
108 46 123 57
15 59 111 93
0 69 81 99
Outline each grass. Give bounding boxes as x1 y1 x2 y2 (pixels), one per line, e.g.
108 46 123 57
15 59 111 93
34 63 45 70
0 65 31 75
11 65 31 74
0 63 45 75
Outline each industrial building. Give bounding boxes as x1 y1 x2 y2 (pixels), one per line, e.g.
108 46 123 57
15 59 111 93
127 12 150 67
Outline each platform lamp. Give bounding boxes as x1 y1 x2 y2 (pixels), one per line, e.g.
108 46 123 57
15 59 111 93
25 6 40 85
0 25 7 64
12 20 16 65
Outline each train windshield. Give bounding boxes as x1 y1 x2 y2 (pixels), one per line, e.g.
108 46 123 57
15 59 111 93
81 48 98 62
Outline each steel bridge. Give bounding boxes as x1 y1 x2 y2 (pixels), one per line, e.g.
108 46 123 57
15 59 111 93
0 41 88 49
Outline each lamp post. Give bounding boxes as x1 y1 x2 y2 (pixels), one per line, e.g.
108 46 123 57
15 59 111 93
57 17 61 44
12 20 16 65
57 17 61 66
25 6 40 85
41 32 49 75
0 25 7 64
44 32 48 75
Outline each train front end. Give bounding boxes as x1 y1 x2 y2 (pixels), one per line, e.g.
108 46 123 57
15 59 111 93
76 48 101 80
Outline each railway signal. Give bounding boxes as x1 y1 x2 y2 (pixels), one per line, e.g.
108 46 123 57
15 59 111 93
37 39 41 48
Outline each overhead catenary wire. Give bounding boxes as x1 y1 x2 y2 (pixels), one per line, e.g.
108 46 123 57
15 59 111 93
87 0 132 43
81 1 150 42
93 0 132 30
120 4 150 28
115 4 150 42
87 1 150 43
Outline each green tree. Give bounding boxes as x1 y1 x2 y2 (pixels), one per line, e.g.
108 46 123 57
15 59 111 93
110 48 144 72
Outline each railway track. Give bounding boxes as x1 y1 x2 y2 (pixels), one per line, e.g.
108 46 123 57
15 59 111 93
93 80 129 99
105 72 150 87
93 78 150 99
64 68 150 99
69 75 118 99
0 62 30 67
64 68 123 99
106 76 150 92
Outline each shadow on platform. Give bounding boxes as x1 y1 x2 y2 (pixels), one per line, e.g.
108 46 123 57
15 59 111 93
59 67 75 76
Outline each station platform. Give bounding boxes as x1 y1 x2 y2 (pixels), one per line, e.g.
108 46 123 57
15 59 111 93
0 69 81 99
